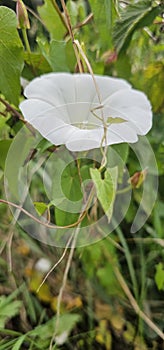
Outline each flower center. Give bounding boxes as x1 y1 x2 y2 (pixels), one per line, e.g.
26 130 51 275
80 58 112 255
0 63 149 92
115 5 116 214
73 121 99 130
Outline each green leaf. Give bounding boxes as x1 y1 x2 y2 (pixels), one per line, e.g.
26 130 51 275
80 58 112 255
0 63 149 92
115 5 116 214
90 167 118 221
0 7 24 105
0 295 22 328
4 126 37 200
113 1 160 53
155 263 164 291
0 169 3 181
52 160 82 206
49 40 70 72
23 51 51 77
0 140 12 170
0 338 17 350
107 143 129 183
106 116 126 124
111 143 129 164
37 38 69 72
55 207 79 226
38 0 66 40
90 0 113 50
55 313 80 337
115 53 132 80
143 62 164 112
54 163 91 226
53 162 86 226
107 143 129 169
12 335 26 350
30 313 80 339
34 202 49 216
97 264 116 292
67 0 78 27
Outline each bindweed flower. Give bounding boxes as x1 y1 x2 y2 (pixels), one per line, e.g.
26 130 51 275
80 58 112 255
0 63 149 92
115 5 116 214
35 258 52 273
19 73 152 152
20 77 29 90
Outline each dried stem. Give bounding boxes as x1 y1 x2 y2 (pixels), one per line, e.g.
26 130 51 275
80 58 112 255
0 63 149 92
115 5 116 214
50 0 68 30
74 40 108 167
7 231 14 273
60 0 83 73
74 40 102 103
49 226 80 349
73 13 93 30
103 246 164 341
0 198 87 230
114 265 164 341
0 96 24 121
26 5 48 29
37 232 74 293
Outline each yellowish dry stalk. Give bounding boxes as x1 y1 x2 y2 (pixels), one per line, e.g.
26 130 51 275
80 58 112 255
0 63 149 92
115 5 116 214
114 265 164 341
103 246 164 341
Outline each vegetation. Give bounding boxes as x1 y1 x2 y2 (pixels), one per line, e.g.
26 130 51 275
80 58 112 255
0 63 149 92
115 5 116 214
0 0 164 349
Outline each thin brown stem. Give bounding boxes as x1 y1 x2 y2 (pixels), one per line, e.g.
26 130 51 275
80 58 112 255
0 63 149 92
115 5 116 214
49 225 80 349
37 232 74 293
0 111 6 117
0 198 87 230
60 0 83 73
26 5 48 29
73 13 93 30
50 0 68 30
103 246 164 341
0 96 35 134
114 265 164 341
0 96 24 121
73 40 108 166
7 231 14 273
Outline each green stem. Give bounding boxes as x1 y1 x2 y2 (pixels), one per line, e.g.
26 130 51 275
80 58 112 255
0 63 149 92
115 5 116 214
22 28 31 53
117 185 132 194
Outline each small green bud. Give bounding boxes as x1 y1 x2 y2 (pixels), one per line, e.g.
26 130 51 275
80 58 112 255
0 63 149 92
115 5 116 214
16 0 30 29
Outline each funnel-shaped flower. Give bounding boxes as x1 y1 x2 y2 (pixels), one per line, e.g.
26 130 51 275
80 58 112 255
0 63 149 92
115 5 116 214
19 73 152 151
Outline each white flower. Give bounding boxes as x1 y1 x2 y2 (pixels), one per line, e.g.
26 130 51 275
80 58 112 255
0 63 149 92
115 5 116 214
19 73 152 152
35 258 51 273
55 331 69 345
20 77 29 90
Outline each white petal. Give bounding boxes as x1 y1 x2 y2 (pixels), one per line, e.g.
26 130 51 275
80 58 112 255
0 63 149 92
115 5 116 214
66 128 103 151
19 100 75 145
93 75 131 103
20 99 70 124
66 139 99 151
46 124 77 145
42 72 76 104
24 73 75 106
74 74 97 103
65 102 101 125
104 89 152 134
20 99 53 121
107 123 138 145
20 77 29 90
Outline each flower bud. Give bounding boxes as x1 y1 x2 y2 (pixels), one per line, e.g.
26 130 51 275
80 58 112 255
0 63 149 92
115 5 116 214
16 0 30 29
129 169 148 189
